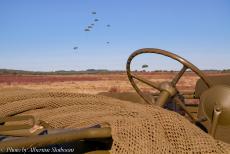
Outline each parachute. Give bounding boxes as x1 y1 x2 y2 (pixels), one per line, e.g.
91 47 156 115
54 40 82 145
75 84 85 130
142 64 148 68
84 28 90 31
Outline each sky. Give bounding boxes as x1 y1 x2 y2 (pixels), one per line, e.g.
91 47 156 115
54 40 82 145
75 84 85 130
0 0 229 71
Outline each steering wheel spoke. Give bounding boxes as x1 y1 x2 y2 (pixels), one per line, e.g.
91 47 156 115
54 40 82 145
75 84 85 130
131 74 161 90
172 96 197 122
171 65 187 86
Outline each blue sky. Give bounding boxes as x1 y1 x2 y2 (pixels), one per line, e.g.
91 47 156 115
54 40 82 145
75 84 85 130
0 0 229 71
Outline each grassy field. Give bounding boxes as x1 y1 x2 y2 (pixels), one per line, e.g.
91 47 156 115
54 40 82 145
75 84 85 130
0 71 229 95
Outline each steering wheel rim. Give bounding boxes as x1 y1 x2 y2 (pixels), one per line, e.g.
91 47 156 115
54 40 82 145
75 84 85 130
126 48 212 106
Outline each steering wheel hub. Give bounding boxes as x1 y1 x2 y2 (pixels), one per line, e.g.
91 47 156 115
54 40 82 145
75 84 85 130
159 81 178 97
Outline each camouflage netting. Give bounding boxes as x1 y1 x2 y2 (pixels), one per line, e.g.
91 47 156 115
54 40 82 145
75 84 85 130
0 88 230 153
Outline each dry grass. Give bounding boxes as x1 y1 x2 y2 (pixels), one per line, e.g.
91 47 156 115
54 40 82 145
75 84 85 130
0 72 229 95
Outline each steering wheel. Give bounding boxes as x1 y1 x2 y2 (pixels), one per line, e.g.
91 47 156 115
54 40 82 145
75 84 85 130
126 48 212 121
